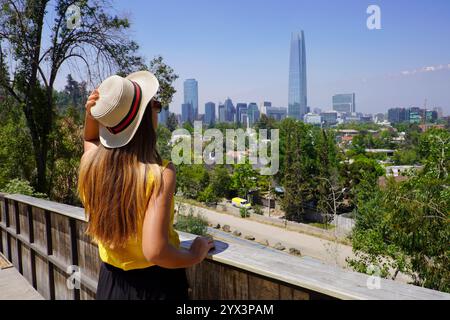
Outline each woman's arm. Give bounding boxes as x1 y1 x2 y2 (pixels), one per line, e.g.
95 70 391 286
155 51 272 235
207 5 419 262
141 163 214 269
83 89 100 153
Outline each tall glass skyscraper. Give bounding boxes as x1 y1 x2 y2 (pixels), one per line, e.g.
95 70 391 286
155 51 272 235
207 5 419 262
181 103 194 123
247 102 260 126
204 102 216 125
184 79 198 120
224 97 235 122
236 103 247 124
288 31 307 120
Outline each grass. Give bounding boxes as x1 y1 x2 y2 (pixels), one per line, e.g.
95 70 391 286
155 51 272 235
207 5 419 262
309 222 336 230
174 211 209 236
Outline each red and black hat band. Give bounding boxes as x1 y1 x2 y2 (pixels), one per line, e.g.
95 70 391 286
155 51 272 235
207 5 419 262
106 80 142 135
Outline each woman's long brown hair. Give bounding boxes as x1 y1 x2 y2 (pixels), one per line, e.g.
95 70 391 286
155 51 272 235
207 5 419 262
77 102 162 248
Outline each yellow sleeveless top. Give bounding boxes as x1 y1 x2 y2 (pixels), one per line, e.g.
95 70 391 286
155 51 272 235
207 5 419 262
97 160 181 271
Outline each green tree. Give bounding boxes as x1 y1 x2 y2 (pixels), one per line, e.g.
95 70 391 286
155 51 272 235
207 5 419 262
47 106 84 205
176 164 209 200
393 148 418 165
0 0 146 194
157 125 172 161
149 55 179 109
280 119 311 221
209 165 232 199
348 129 450 292
231 163 257 199
55 74 88 113
198 185 219 204
166 112 178 132
0 96 34 188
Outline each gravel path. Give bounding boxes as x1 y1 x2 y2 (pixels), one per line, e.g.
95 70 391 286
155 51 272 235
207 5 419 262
179 203 355 269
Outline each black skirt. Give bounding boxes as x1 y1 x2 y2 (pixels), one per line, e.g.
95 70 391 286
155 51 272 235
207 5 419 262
96 262 190 300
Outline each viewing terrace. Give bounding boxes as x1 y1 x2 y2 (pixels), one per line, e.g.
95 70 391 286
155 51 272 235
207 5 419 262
1 192 449 300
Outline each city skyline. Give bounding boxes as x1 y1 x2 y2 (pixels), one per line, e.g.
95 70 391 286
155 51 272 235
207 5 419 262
54 0 450 115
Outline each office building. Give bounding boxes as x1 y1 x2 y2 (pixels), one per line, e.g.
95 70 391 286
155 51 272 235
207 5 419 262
218 103 226 123
304 113 322 125
158 107 169 125
408 107 423 124
204 102 216 125
433 107 443 118
236 103 248 124
320 111 338 126
388 108 407 124
266 107 287 121
184 79 198 120
425 110 438 123
224 97 235 122
332 93 356 113
288 30 307 120
247 102 260 126
260 101 272 115
181 103 194 123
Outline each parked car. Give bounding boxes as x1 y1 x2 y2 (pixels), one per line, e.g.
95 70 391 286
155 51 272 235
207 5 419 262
231 197 251 209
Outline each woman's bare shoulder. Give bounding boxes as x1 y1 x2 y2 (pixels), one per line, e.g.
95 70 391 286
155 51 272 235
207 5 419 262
161 162 176 190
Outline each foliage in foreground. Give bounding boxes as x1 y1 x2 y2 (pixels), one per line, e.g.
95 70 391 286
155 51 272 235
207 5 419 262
348 129 450 293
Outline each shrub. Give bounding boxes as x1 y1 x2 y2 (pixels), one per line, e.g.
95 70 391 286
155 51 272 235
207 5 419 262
253 204 263 215
174 208 209 236
240 207 250 218
198 185 218 204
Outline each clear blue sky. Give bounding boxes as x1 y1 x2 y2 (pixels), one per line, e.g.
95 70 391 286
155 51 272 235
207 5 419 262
61 0 450 115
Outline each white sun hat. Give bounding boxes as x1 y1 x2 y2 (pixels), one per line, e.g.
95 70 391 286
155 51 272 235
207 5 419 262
89 71 159 148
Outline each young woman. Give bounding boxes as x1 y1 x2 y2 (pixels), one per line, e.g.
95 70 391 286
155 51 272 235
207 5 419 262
77 71 214 300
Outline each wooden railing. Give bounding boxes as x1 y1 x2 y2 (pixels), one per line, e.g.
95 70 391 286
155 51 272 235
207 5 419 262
1 193 449 300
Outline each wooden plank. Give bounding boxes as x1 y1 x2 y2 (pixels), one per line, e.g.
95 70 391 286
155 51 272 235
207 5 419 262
69 218 80 300
248 273 280 299
80 285 96 300
178 231 450 300
32 207 47 253
0 266 43 300
21 245 32 284
279 285 293 300
6 200 16 229
9 233 18 269
53 266 72 300
293 289 310 300
50 213 71 267
218 263 249 299
75 220 100 291
35 251 51 299
4 194 86 222
18 202 29 241
0 252 13 269
0 195 4 225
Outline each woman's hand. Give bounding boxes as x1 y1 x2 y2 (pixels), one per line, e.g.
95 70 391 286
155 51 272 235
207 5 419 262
82 88 100 151
85 89 99 118
189 236 215 263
